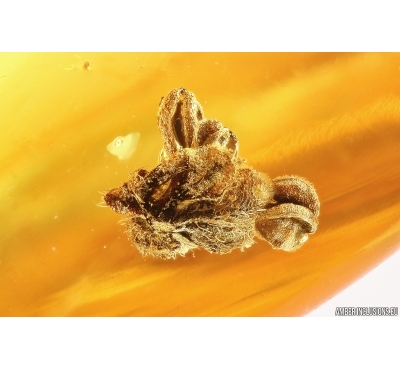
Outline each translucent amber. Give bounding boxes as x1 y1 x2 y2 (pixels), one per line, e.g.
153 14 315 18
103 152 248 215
1 53 399 316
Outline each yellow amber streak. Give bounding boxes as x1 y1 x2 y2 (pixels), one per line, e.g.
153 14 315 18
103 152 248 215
0 53 399 316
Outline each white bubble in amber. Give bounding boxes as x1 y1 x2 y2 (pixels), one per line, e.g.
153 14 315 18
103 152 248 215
107 132 140 160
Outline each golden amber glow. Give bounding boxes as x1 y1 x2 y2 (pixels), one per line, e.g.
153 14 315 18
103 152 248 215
1 53 399 316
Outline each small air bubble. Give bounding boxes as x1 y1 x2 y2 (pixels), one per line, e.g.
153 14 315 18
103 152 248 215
107 133 140 160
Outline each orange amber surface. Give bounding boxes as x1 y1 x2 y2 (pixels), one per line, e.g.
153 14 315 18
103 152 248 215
1 53 399 316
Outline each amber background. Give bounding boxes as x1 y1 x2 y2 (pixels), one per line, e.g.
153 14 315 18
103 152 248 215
1 53 399 316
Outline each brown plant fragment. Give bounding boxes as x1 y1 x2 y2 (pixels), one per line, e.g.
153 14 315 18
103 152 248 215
103 88 320 259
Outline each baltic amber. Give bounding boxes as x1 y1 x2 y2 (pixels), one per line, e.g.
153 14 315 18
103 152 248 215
1 53 399 316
